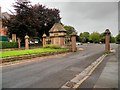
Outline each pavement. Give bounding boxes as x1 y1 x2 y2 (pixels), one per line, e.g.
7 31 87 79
61 49 118 89
78 44 118 89
61 44 118 89
94 48 118 88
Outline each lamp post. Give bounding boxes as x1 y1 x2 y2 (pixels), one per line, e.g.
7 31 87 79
105 29 111 53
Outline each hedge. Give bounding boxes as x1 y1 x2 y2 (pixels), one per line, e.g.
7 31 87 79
0 42 18 49
43 44 61 49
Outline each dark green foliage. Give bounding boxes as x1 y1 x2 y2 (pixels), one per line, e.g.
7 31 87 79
64 25 76 35
4 0 61 42
76 35 80 42
89 32 100 43
0 42 18 49
79 32 90 43
64 25 80 42
116 34 120 42
79 31 116 43
110 36 115 43
43 44 61 49
99 33 105 43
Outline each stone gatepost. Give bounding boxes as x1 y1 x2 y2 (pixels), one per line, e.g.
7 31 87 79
17 38 21 48
42 33 46 47
105 29 111 53
12 34 16 42
72 32 77 52
25 35 29 49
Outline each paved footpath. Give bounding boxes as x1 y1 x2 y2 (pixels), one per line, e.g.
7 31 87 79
94 48 118 88
78 45 118 89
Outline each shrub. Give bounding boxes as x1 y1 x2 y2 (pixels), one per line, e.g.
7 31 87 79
43 44 61 49
0 42 18 49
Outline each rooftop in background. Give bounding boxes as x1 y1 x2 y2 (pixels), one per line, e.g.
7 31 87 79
49 23 66 33
2 12 10 19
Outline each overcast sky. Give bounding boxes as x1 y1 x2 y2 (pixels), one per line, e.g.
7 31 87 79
0 0 119 36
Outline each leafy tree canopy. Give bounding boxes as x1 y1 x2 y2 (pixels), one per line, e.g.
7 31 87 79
64 25 77 35
64 25 80 42
110 35 115 43
116 33 120 42
99 32 105 43
79 32 90 43
89 32 100 43
4 0 61 42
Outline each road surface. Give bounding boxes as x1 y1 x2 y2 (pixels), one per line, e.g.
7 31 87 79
2 44 117 88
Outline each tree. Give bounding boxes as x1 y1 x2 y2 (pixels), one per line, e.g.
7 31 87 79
76 35 80 42
64 25 76 35
90 32 100 43
99 32 115 43
5 0 61 42
116 34 120 42
100 33 105 43
64 25 80 42
110 35 115 43
79 32 90 43
79 33 84 43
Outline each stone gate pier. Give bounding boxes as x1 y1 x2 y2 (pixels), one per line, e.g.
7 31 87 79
105 29 111 53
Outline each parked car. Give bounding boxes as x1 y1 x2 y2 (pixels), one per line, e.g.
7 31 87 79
76 42 82 45
116 42 120 44
29 40 34 44
34 39 39 44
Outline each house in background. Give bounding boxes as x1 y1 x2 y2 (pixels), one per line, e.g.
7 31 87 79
0 6 10 36
0 6 10 41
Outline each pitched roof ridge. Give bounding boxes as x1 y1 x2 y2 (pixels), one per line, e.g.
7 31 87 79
49 23 66 32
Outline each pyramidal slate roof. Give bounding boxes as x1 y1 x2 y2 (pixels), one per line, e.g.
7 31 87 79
49 23 66 33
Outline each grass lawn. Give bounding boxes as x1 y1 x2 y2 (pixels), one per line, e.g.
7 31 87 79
0 48 68 58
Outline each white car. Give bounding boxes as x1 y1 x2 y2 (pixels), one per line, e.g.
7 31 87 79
76 42 82 45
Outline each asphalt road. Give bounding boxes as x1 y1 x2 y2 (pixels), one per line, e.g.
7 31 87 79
2 44 117 88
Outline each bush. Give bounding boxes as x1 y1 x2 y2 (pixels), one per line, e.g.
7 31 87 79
43 44 61 49
0 42 18 49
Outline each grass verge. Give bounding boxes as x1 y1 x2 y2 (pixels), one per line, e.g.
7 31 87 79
0 48 68 58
